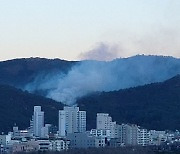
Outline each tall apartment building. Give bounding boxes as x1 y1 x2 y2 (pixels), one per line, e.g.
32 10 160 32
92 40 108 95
96 113 139 145
118 124 139 146
125 124 139 146
33 106 44 137
138 128 150 146
59 107 86 137
96 113 112 130
96 113 121 139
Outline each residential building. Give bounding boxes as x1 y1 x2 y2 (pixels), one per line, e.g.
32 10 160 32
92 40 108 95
37 138 52 151
51 138 70 151
96 113 121 139
96 113 112 130
138 128 150 146
41 124 51 138
118 124 138 146
58 107 86 137
0 133 12 153
149 130 167 145
0 133 12 146
90 129 111 138
67 132 107 148
33 106 44 137
12 140 39 153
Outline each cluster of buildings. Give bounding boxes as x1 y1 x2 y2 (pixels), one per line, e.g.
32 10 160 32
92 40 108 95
0 106 180 153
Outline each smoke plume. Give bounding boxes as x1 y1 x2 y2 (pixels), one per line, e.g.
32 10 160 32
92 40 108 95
24 55 180 106
79 42 119 61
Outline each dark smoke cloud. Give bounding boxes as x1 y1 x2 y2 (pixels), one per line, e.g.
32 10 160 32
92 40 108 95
79 42 119 61
25 55 180 106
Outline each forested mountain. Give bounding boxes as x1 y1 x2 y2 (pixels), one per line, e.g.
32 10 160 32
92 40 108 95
0 58 77 87
77 75 180 130
0 56 180 106
0 56 180 132
0 75 179 132
0 84 63 132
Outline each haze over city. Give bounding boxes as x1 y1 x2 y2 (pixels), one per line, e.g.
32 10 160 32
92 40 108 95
0 0 180 61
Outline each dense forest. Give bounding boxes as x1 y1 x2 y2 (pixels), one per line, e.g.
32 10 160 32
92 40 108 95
78 75 180 130
0 58 77 87
0 84 63 132
0 56 179 90
0 75 179 132
0 56 180 132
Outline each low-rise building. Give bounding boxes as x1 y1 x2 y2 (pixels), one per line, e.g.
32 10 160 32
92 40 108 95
149 130 167 145
67 132 107 148
37 138 52 151
90 129 111 138
51 138 70 151
0 133 12 153
12 140 39 153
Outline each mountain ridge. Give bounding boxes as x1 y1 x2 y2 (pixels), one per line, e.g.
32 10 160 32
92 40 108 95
0 57 77 87
0 75 179 132
0 84 64 132
1 55 179 89
77 74 180 130
22 55 180 105
0 55 179 131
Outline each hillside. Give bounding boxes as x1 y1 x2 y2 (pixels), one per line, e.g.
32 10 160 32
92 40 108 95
0 55 180 106
0 58 77 87
0 75 179 132
0 84 64 132
77 75 180 130
0 56 180 131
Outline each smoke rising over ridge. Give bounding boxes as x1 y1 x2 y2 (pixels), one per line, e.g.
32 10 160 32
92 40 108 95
24 55 180 106
79 43 119 61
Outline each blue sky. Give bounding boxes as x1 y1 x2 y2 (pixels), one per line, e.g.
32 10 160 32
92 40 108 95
0 0 180 61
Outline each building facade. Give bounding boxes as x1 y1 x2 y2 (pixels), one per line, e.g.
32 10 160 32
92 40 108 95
96 113 112 130
138 128 150 146
67 132 107 148
33 106 44 137
59 107 86 137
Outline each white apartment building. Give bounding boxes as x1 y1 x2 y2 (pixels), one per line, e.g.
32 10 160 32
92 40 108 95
78 110 86 133
138 128 150 146
67 132 107 148
59 107 86 137
110 122 119 138
96 113 112 130
0 133 11 146
96 114 140 145
96 113 122 139
41 124 51 138
51 139 70 151
37 139 52 151
33 106 44 137
123 124 139 146
149 130 167 145
90 129 111 138
116 124 139 146
12 126 31 138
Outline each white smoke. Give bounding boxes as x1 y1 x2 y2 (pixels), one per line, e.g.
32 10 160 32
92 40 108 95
24 55 180 106
79 42 120 61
